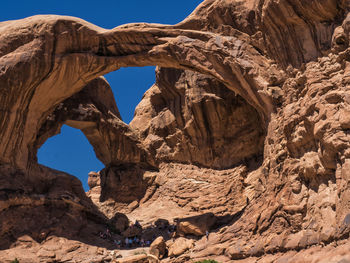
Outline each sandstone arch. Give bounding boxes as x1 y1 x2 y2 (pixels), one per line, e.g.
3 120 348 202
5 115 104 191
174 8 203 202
1 0 350 262
34 76 154 167
0 14 274 170
1 0 347 170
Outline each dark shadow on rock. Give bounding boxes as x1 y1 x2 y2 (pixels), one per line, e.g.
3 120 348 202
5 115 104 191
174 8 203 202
0 160 248 253
301 170 336 194
214 200 249 229
85 205 249 252
0 163 125 250
99 163 158 204
174 200 249 239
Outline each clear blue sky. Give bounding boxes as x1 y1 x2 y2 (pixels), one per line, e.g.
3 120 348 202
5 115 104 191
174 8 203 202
0 0 202 191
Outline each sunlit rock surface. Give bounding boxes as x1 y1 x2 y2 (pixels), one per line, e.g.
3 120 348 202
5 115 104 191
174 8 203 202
1 0 350 262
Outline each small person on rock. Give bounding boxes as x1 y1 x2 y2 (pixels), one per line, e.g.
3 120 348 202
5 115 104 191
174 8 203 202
106 228 111 238
135 220 141 228
125 237 129 248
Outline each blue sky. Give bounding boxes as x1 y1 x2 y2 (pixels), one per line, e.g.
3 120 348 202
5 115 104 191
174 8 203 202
0 0 202 191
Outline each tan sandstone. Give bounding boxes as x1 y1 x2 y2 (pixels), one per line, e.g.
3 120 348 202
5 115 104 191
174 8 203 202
0 0 350 262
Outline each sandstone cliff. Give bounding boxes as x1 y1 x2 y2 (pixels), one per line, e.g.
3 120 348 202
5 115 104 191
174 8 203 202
1 0 350 262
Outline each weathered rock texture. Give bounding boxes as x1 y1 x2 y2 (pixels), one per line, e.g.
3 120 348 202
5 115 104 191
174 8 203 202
130 67 264 169
1 0 350 262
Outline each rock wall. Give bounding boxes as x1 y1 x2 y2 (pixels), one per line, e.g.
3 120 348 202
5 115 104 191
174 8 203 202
131 67 264 169
0 0 350 262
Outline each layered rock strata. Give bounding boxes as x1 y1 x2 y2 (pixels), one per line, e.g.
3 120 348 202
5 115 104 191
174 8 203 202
130 67 264 169
0 0 350 262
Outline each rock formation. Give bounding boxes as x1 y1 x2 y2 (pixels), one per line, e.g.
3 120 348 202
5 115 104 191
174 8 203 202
1 0 350 262
130 67 264 169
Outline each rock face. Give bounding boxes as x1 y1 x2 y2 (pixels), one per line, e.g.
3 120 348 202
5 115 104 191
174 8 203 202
1 0 350 262
130 67 264 169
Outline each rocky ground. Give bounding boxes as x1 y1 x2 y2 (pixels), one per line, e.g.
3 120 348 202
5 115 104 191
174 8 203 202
1 0 350 262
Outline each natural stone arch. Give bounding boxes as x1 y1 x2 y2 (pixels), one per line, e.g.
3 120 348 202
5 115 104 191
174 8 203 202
34 77 155 167
1 1 350 262
0 15 276 170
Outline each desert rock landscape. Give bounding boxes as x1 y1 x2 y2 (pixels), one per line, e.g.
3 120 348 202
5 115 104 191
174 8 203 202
1 0 350 262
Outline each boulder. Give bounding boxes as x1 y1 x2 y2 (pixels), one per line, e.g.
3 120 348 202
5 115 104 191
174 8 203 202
168 237 194 257
149 236 166 259
87 171 100 189
109 213 129 233
122 226 142 238
154 219 169 230
177 213 216 236
116 254 148 263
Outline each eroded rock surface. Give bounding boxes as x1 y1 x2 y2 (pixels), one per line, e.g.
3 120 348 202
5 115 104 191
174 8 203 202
35 76 154 166
131 68 264 169
1 0 350 262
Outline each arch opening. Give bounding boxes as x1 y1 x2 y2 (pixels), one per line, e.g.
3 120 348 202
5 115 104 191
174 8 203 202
104 66 156 124
0 15 275 170
37 125 104 191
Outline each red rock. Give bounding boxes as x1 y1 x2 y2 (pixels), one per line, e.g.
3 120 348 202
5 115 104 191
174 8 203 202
122 226 142 238
149 236 166 259
168 237 194 258
177 213 216 237
115 254 148 263
0 1 350 262
109 213 130 234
